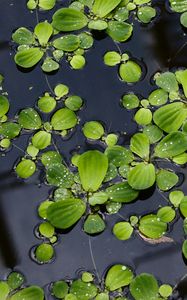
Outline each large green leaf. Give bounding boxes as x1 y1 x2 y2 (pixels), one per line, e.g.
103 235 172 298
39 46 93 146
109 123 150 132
106 182 139 203
128 163 156 190
139 214 167 239
78 150 108 192
153 102 187 133
52 8 88 31
47 198 86 229
18 108 42 130
105 265 134 291
105 145 134 167
0 122 21 139
14 48 44 68
70 280 97 300
156 169 178 191
34 22 53 46
154 132 187 158
107 21 133 42
12 27 34 45
51 108 77 130
130 133 150 160
10 286 44 300
92 0 121 17
53 34 80 52
130 273 159 300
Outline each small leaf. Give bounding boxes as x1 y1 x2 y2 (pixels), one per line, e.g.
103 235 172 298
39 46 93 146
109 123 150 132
157 206 176 222
105 265 134 291
169 190 184 207
41 57 59 72
130 133 150 160
51 108 77 130
175 69 187 97
52 281 69 299
137 6 156 23
70 55 86 69
41 151 62 167
153 102 187 133
52 8 88 32
128 163 156 190
113 222 133 240
122 93 139 109
155 72 179 93
154 132 187 158
89 191 108 206
65 96 83 111
180 196 187 217
104 51 121 66
143 125 163 144
83 121 104 139
92 0 121 17
79 32 94 49
18 108 42 130
148 89 168 106
46 163 74 187
105 145 134 167
12 27 34 45
15 48 44 68
139 214 167 239
182 240 187 259
16 159 36 179
53 35 80 51
130 273 159 300
78 150 108 192
47 198 86 229
119 61 142 83
169 0 187 12
156 169 178 191
0 96 9 117
35 243 54 263
39 0 56 10
32 131 51 149
10 286 44 300
84 214 105 234
38 95 56 113
159 284 173 298
0 281 10 300
107 21 133 42
0 122 21 138
134 108 152 125
88 20 108 30
54 84 69 98
70 280 97 300
34 22 53 45
106 182 139 203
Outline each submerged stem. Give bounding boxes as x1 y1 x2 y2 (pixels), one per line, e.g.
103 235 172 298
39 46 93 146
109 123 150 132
88 236 101 282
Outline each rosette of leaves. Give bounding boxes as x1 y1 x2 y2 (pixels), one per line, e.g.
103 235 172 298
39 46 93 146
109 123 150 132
104 51 142 84
27 0 56 10
12 22 93 72
52 0 133 43
169 0 187 28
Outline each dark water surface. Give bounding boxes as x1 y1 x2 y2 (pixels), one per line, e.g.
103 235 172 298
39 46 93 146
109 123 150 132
0 0 187 299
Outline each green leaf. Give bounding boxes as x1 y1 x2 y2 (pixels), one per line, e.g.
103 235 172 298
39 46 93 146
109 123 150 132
88 20 108 30
52 8 88 32
175 69 187 97
10 286 44 300
78 150 108 192
95 293 109 300
12 27 34 45
148 89 168 106
47 198 86 229
143 125 163 144
157 206 176 223
106 182 139 203
0 122 21 139
18 108 42 130
107 21 133 42
105 265 133 291
65 96 83 111
182 240 187 259
169 190 184 207
83 121 104 139
104 163 118 182
119 61 142 83
134 108 152 125
16 159 36 179
122 93 140 109
130 273 159 300
41 151 62 167
104 51 121 66
105 145 134 167
14 48 44 68
153 102 187 133
180 196 187 217
92 0 121 17
34 22 53 45
38 95 56 113
169 0 187 12
154 132 187 158
35 243 54 263
114 7 129 21
46 163 74 188
137 6 156 24
128 163 156 190
32 131 51 149
0 96 9 117
130 133 150 160
88 191 108 206
70 280 97 300
159 285 173 298
52 281 69 299
84 214 105 234
70 55 86 69
39 0 56 10
172 152 187 164
113 222 133 240
41 57 59 72
53 35 80 52
51 108 77 130
155 72 179 93
139 214 167 239
79 32 94 49
156 169 178 191
54 84 69 98
0 281 10 300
